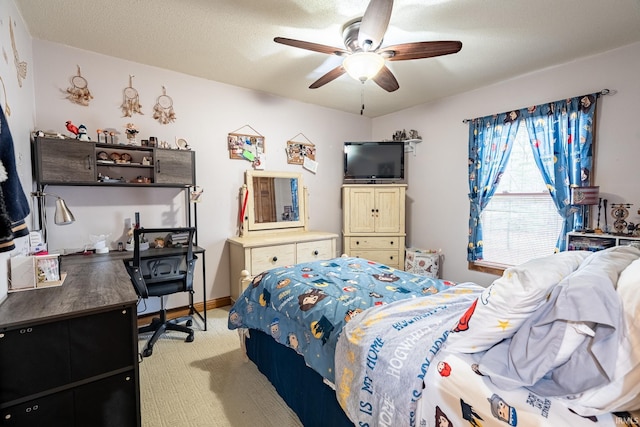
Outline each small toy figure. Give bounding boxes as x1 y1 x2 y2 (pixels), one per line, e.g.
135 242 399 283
125 123 138 145
65 120 79 136
77 124 91 141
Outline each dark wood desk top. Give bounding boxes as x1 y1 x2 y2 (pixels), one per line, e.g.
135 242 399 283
0 254 138 330
0 246 206 330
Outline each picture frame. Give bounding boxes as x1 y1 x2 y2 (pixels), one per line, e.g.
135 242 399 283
286 141 316 165
228 133 265 161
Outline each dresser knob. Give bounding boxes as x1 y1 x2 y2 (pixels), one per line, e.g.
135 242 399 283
272 256 278 262
313 250 319 256
355 241 360 245
390 241 394 245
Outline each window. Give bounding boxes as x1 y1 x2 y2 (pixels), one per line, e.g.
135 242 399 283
476 126 563 267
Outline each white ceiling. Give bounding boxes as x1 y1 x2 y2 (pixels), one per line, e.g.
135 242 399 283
15 0 640 118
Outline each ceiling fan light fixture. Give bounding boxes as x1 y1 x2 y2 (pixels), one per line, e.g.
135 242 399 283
343 52 385 82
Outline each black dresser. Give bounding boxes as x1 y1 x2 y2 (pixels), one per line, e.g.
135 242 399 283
0 255 140 427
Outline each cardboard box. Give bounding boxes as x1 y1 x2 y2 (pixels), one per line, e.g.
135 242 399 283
405 247 441 278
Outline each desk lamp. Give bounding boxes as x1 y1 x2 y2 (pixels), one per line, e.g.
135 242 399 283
31 191 76 245
571 186 599 232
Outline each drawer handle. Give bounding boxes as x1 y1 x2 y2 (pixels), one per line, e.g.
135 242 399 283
390 256 394 260
390 241 394 245
313 250 319 256
272 256 278 262
355 241 360 245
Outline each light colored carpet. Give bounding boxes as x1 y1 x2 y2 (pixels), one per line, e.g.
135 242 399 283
138 306 303 427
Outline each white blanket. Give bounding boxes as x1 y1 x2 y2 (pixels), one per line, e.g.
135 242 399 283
334 283 483 427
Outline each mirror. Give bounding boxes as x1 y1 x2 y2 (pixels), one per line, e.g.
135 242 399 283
244 170 305 232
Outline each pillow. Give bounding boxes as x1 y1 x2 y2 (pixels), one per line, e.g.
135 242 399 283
563 253 640 415
444 250 590 353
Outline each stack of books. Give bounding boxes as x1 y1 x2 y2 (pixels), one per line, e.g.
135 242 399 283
168 231 191 246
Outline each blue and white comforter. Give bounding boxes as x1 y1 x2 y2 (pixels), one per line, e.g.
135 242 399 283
227 256 456 384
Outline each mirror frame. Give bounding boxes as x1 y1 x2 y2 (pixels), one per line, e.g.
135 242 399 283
244 170 306 233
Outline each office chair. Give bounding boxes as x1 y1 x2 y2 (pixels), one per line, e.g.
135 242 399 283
124 227 198 357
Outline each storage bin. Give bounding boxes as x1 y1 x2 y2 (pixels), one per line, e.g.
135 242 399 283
405 247 441 278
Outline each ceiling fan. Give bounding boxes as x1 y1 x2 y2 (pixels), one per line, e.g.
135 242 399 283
274 0 462 92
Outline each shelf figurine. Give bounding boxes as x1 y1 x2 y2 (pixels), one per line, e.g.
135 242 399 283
125 123 138 145
77 124 91 141
65 120 79 137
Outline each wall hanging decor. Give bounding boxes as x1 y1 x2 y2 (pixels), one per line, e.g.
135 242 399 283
286 133 318 173
285 133 316 165
10 17 27 88
65 65 93 106
121 75 143 117
227 125 265 168
152 86 176 124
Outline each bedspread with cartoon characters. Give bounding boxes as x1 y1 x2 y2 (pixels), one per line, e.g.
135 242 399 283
415 349 638 427
335 246 640 427
335 282 484 427
227 256 457 384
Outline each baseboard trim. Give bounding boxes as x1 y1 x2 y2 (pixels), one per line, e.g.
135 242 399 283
137 296 232 326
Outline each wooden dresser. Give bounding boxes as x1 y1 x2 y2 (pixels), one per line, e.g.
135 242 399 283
342 184 406 269
0 256 140 427
228 230 338 301
228 170 338 301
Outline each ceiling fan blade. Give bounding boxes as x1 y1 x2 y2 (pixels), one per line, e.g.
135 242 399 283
274 37 349 56
358 0 394 51
379 41 462 61
309 65 347 89
372 65 399 92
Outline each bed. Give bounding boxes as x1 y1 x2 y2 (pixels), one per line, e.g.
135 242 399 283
228 246 640 426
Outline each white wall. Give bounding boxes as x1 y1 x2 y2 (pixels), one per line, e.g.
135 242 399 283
373 42 640 286
5 0 639 305
3 1 372 307
0 3 37 302
29 40 372 302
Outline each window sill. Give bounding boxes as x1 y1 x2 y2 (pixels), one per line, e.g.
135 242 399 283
468 261 509 276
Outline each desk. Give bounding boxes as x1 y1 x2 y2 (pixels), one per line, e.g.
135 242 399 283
0 256 141 426
62 245 208 331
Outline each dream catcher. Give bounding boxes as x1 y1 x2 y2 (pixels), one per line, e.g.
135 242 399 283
152 86 176 124
121 74 143 117
66 65 93 106
10 17 27 88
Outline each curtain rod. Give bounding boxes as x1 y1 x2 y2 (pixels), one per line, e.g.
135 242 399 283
461 89 612 123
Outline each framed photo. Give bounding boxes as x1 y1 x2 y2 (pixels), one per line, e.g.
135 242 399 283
286 141 315 165
228 133 265 161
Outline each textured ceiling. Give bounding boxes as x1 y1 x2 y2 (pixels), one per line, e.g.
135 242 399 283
15 0 640 117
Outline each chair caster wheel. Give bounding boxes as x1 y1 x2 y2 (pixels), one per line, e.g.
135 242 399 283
186 333 194 343
186 319 193 327
142 348 153 357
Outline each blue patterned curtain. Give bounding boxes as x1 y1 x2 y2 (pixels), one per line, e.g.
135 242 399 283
467 93 599 261
523 93 599 251
467 114 520 261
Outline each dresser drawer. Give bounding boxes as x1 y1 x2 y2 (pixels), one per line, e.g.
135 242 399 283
296 239 334 263
349 236 400 250
250 244 296 273
350 249 401 269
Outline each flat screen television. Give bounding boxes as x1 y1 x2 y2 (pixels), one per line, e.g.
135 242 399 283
343 141 405 183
